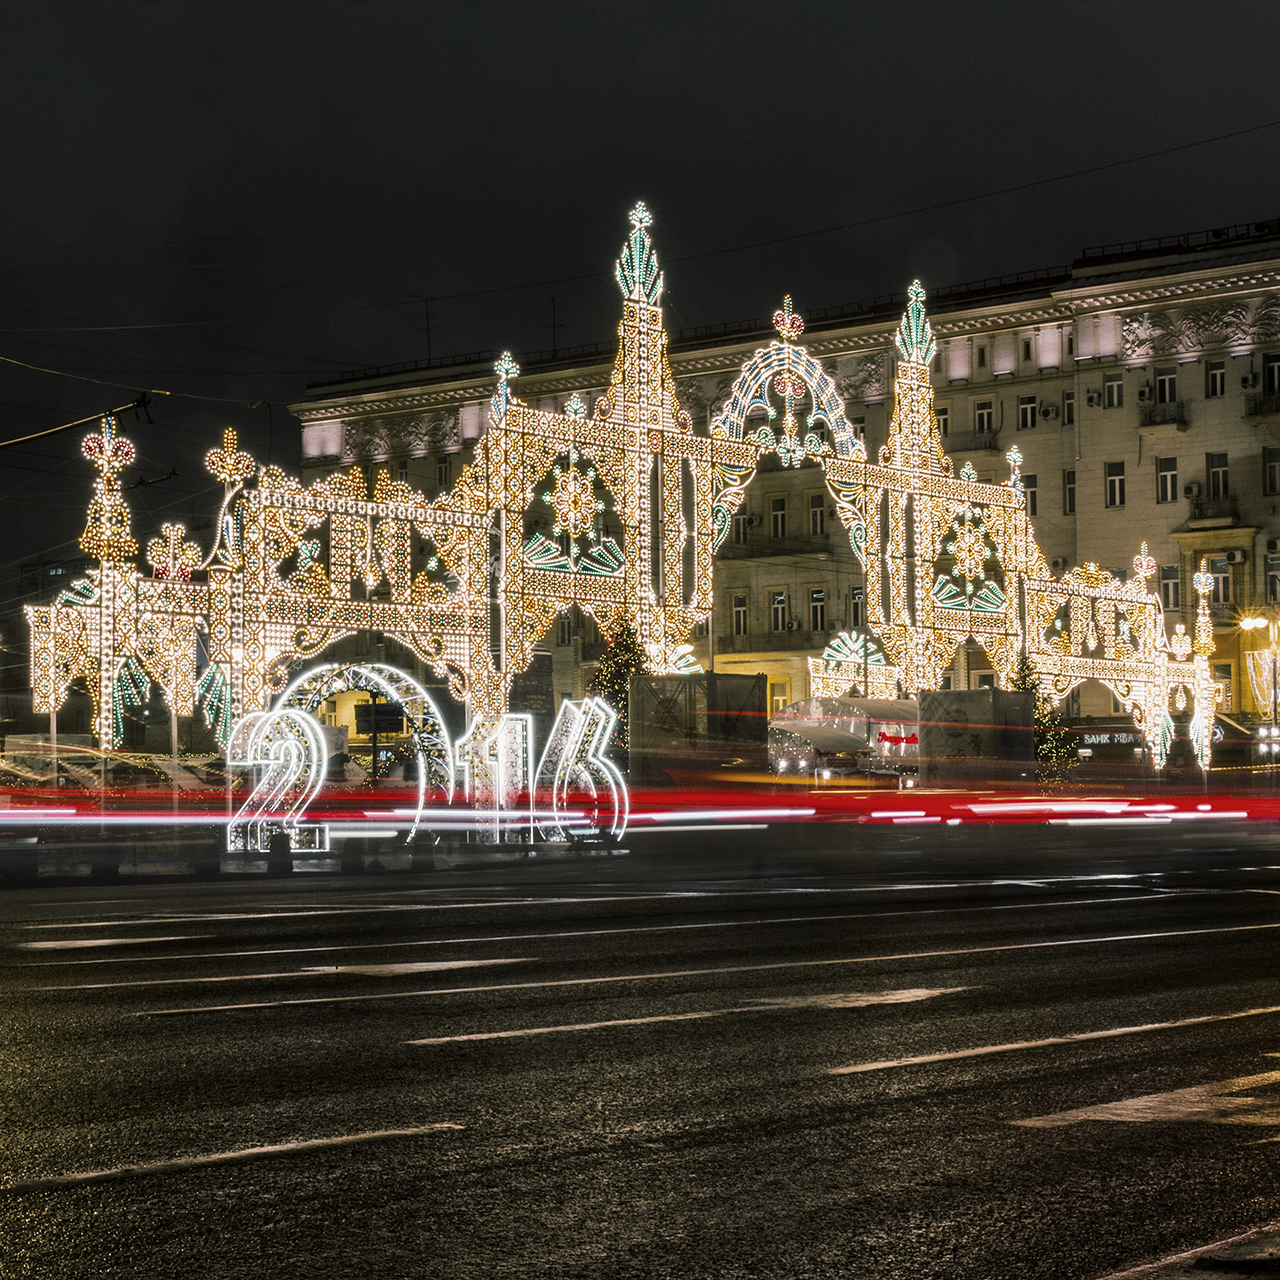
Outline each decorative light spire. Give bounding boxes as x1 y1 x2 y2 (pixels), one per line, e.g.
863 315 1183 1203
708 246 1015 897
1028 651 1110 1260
894 279 936 366
79 415 137 561
492 352 520 422
773 295 804 342
615 202 663 305
205 426 255 488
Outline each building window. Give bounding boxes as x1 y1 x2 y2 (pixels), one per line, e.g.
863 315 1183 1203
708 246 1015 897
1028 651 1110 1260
850 415 865 440
397 459 409 485
770 497 786 539
976 672 995 688
1210 558 1230 605
809 588 826 632
1017 395 1037 430
977 345 987 368
1266 354 1280 397
932 353 942 374
809 493 826 536
1206 360 1225 399
1155 367 1176 404
1104 372 1123 409
1063 469 1076 515
557 615 572 646
770 590 788 632
1268 556 1280 603
1207 451 1229 499
1063 391 1075 425
1067 332 1074 358
694 618 708 638
1213 663 1233 713
850 591 862 629
770 681 790 714
356 628 371 655
732 513 749 544
936 406 949 437
732 593 748 636
974 400 994 433
436 456 450 487
1022 338 1033 363
1105 461 1125 508
1266 447 1280 496
1160 565 1180 611
1157 456 1178 504
1023 474 1037 517
940 673 953 690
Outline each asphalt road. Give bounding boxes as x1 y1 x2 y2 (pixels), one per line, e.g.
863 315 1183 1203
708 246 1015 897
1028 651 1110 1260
3 821 1280 1279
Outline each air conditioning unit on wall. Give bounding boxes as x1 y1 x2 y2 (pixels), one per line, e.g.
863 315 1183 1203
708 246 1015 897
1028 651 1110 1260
1051 556 1068 571
1224 549 1246 564
1184 482 1201 499
1039 404 1058 420
1086 390 1102 407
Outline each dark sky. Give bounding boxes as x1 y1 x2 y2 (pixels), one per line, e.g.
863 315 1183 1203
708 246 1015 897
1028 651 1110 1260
3 0 1280 588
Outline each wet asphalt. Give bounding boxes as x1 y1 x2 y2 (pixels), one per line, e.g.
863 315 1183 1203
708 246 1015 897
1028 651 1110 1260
2 821 1280 1279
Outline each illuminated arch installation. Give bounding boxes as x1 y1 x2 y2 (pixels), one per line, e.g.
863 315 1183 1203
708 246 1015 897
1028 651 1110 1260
28 206 1218 776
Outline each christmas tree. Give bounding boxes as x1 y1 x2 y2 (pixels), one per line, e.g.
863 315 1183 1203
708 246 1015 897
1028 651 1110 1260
1011 652 1077 784
586 621 649 759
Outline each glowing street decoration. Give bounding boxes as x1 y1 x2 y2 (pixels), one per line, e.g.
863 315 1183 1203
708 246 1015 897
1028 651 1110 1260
456 714 534 844
28 206 1217 776
226 707 329 854
535 697 629 842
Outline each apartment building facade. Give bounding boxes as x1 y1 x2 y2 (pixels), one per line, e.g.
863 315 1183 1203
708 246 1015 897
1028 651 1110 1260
291 218 1280 723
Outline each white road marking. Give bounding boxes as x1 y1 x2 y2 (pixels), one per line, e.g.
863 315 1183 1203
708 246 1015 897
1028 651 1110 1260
407 988 964 1044
34 958 532 991
1093 1223 1280 1279
8 936 211 951
1013 1067 1280 1127
136 921 1280 1017
0 1124 464 1196
4 892 1186 968
830 1004 1280 1075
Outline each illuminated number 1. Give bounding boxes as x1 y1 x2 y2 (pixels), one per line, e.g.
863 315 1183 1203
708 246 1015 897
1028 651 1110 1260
455 714 533 843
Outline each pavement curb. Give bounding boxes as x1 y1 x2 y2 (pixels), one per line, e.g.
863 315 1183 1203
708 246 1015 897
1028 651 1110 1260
1097 1223 1280 1278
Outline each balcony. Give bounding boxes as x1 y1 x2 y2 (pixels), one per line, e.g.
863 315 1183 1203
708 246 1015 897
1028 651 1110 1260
1138 401 1187 429
942 430 1002 454
715 630 836 655
1187 495 1239 528
1246 393 1280 417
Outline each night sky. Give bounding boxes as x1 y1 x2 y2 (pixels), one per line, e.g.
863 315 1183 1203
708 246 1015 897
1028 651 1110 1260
3 0 1279 588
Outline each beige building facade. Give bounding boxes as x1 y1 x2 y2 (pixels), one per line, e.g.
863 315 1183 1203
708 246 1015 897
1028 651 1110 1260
291 218 1280 723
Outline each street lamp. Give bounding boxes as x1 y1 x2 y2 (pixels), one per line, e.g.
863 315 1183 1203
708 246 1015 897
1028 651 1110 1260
1240 615 1279 757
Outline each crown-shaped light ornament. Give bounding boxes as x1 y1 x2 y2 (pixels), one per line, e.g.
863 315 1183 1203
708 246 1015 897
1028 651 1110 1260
205 427 255 487
615 202 663 304
79 415 137 561
773 294 803 342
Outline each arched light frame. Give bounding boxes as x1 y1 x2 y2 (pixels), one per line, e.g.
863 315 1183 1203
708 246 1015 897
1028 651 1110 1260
275 661 455 842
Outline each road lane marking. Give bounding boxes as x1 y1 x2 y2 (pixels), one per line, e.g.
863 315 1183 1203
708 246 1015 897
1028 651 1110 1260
830 1004 1280 1074
33 958 532 991
3 892 1196 969
7 936 212 951
407 988 965 1044
134 921 1280 1017
0 1124 464 1197
1013 1068 1280 1127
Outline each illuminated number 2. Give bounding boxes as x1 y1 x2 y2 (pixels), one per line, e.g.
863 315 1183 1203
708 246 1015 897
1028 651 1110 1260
227 709 330 853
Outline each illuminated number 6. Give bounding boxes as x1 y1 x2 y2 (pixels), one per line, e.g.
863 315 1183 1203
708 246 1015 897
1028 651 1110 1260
227 709 330 853
535 697 629 842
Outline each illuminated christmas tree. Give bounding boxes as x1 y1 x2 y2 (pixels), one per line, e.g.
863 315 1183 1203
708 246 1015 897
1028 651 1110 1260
1011 652 1076 783
587 621 649 759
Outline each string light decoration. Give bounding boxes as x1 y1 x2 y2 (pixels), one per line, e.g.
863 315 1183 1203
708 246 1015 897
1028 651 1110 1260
28 213 1218 773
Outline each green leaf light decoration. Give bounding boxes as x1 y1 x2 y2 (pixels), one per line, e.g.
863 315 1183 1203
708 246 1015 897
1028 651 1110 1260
894 279 936 367
615 202 664 305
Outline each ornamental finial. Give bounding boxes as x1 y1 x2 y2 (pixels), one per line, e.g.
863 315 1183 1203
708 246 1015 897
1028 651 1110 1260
894 278 937 366
773 295 804 342
616 202 663 305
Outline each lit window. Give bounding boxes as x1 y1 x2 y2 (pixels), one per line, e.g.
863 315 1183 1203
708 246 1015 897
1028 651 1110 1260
1106 461 1125 508
770 497 786 539
974 400 994 433
771 590 788 632
809 494 825 536
1022 474 1037 517
1206 360 1225 399
1160 566 1180 611
1207 451 1229 500
1017 395 1037 431
732 593 748 636
770 682 790 714
1157 457 1178 504
809 588 826 632
1104 372 1124 409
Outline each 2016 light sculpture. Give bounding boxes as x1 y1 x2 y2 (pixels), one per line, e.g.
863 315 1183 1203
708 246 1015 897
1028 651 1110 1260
28 205 1218 791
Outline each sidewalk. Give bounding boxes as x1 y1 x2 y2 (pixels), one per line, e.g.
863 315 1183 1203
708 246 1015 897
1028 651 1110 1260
1098 1223 1280 1278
